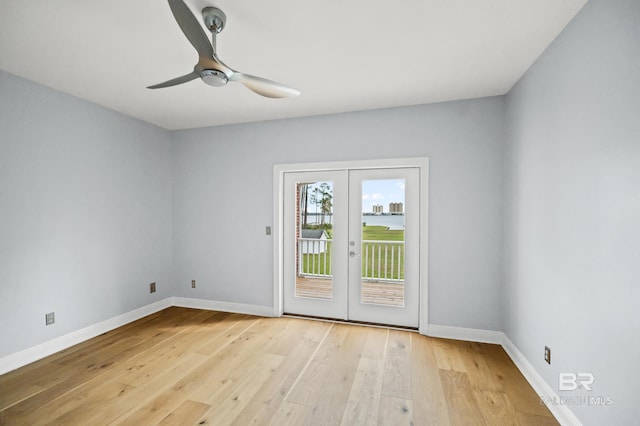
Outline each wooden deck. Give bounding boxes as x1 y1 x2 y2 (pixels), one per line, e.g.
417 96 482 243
296 276 405 306
0 307 558 425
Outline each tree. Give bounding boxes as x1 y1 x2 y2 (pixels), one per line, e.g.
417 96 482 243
299 183 310 228
310 182 332 227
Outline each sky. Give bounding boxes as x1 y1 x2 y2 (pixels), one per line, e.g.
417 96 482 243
305 179 405 214
361 179 405 213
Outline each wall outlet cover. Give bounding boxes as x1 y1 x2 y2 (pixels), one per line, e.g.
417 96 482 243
544 346 551 364
45 312 55 326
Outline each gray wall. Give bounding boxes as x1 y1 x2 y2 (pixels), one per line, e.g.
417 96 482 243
172 98 505 331
0 70 173 358
504 0 640 424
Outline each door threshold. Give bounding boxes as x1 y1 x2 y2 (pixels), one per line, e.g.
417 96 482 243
282 313 419 332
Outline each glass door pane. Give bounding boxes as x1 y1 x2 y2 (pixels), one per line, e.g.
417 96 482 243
295 181 334 300
360 179 405 307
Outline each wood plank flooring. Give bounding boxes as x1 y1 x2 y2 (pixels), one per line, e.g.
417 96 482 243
0 307 558 425
296 276 405 307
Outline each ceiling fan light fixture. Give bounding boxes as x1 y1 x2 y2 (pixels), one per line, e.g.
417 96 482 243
201 69 228 87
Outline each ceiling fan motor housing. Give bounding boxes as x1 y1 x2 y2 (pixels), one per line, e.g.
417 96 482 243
201 69 228 86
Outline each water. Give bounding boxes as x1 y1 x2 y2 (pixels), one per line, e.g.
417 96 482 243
361 215 405 230
305 214 405 230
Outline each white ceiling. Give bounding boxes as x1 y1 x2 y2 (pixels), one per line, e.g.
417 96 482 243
0 0 586 130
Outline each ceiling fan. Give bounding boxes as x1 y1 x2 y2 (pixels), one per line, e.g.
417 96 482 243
148 0 300 98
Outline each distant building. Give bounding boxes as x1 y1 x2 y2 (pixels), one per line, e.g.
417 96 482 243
300 229 329 254
389 202 404 214
372 204 383 214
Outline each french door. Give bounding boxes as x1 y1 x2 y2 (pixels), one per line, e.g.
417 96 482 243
282 167 420 328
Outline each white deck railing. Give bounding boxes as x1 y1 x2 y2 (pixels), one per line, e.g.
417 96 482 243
298 238 404 282
298 238 333 277
362 240 404 282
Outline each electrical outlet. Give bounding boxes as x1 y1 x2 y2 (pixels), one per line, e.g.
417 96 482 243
150 282 156 293
191 280 196 288
45 312 55 326
544 346 551 364
265 226 271 235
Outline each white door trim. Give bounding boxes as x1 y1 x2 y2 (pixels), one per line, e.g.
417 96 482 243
273 158 429 334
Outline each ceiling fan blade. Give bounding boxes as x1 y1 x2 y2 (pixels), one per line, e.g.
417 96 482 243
147 71 199 89
231 73 300 98
168 0 213 58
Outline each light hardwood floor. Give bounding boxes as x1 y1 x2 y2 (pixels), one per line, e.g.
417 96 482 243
0 307 558 425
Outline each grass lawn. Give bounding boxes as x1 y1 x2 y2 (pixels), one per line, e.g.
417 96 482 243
322 225 403 240
362 226 404 241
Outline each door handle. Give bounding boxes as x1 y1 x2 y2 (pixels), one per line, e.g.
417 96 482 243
349 241 359 257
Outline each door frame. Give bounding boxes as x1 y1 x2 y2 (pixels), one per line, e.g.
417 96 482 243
273 158 429 334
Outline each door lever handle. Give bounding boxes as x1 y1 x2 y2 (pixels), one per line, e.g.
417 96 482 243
350 251 359 257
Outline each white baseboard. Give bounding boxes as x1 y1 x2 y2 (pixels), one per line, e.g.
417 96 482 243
172 297 274 317
0 298 173 375
426 324 504 344
500 335 582 426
